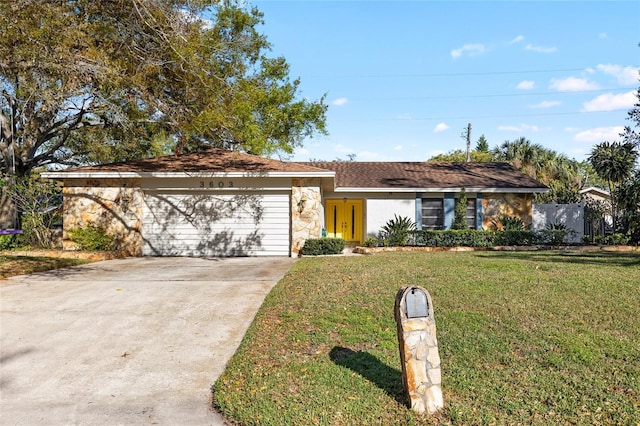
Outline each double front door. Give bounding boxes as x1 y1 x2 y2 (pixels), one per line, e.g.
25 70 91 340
326 199 362 243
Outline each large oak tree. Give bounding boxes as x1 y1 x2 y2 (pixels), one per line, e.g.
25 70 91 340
0 0 327 177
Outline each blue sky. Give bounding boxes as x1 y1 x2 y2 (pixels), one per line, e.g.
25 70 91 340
251 0 640 163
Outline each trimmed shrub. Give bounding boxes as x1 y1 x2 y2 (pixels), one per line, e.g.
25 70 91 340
412 230 494 247
67 224 115 251
493 230 541 246
606 233 630 245
300 238 345 256
363 237 378 247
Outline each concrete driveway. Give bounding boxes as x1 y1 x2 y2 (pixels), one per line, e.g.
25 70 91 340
0 256 297 425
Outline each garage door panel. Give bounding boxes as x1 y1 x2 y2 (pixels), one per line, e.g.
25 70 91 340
143 192 290 256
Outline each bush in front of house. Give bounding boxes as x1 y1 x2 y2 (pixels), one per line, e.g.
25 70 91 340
405 229 543 247
67 224 115 251
0 234 24 251
380 215 416 246
412 230 494 247
300 238 345 256
538 223 577 245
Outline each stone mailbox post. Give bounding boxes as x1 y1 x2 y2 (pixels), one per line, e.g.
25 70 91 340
394 286 443 415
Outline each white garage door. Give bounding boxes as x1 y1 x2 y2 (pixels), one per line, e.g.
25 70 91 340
142 191 290 256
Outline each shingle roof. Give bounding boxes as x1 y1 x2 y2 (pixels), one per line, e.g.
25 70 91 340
45 149 547 192
305 161 548 191
54 149 330 174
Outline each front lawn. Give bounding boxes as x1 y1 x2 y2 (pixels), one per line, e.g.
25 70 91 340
212 251 640 425
0 255 90 280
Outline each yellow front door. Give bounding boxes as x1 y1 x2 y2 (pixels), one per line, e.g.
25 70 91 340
326 199 363 243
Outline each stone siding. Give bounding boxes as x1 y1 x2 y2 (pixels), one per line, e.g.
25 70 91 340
291 178 322 256
482 193 532 229
62 179 144 256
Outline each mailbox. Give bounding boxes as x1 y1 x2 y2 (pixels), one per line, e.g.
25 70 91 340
405 287 428 319
394 285 443 415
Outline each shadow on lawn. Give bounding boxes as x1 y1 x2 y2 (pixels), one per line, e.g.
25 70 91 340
477 250 640 268
329 346 406 405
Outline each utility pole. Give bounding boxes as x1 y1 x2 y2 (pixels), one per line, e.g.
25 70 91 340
464 123 471 162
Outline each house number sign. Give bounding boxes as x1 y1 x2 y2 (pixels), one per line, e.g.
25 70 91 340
198 180 234 188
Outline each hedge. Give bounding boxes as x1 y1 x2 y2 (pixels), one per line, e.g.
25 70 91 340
300 238 345 255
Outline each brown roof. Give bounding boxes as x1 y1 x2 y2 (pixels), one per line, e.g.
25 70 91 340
305 161 548 190
58 148 331 174
48 149 547 191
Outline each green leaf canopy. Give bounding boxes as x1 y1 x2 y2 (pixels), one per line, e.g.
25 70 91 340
0 0 327 176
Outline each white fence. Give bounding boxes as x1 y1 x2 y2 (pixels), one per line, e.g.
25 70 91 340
532 203 584 244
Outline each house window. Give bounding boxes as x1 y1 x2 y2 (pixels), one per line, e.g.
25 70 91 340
465 198 477 229
422 198 444 230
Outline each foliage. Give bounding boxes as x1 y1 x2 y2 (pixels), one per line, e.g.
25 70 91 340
588 141 639 231
0 1 327 177
300 238 345 256
0 174 62 248
0 234 24 251
412 230 495 247
492 137 588 204
213 251 640 425
605 233 631 245
428 149 494 162
539 223 577 245
475 135 490 152
427 136 591 203
67 224 115 251
452 188 468 230
582 197 611 242
491 215 528 231
409 229 543 247
615 170 640 244
363 237 378 247
621 85 640 148
380 215 416 246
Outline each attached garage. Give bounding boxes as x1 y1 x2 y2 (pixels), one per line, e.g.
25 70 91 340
142 191 291 256
42 149 333 257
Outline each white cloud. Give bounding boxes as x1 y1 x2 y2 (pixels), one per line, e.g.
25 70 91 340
498 124 540 132
582 91 636 112
433 123 450 132
596 64 639 86
394 145 403 151
509 35 525 44
549 77 599 92
517 80 535 90
332 97 349 106
529 100 561 109
574 126 624 143
451 44 486 59
525 44 557 53
599 32 608 39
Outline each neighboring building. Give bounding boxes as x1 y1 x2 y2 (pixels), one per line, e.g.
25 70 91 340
579 186 613 239
42 149 548 257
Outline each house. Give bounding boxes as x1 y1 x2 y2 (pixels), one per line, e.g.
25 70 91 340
42 149 548 257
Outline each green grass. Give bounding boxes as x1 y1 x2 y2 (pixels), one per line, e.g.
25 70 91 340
212 251 640 425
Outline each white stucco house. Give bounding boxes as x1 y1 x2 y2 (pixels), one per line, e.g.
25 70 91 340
42 149 548 257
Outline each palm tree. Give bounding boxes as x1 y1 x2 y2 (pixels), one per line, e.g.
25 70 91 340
492 138 583 203
588 141 639 230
